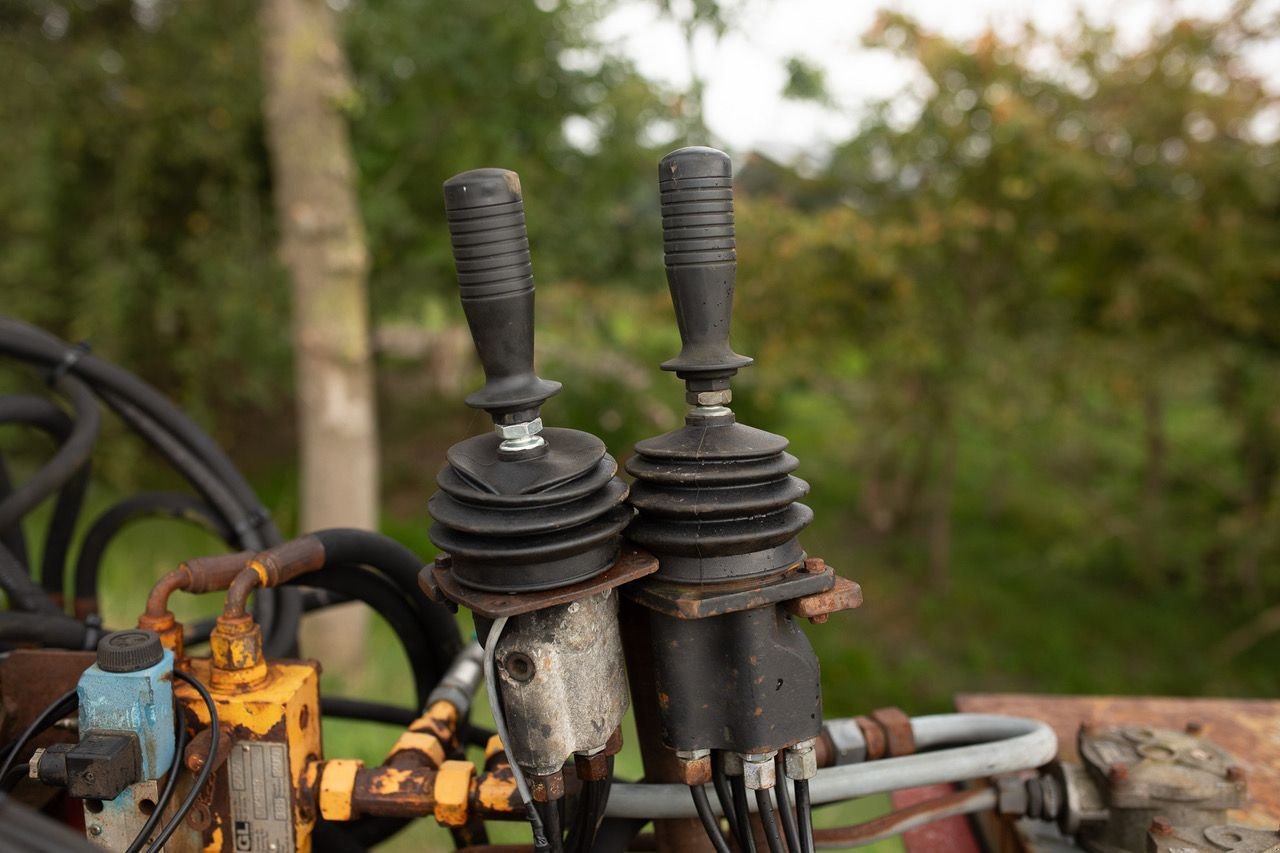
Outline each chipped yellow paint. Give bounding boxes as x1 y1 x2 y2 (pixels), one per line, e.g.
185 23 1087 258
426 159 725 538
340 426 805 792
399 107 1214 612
433 760 476 826
318 759 363 821
369 766 414 795
386 731 447 768
484 734 505 764
177 657 322 851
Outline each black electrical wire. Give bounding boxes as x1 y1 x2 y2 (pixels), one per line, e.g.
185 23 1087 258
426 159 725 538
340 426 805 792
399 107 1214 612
73 491 234 607
692 784 734 853
795 779 815 853
755 787 788 853
713 751 743 852
775 755 801 853
144 670 218 853
0 456 30 569
731 774 758 853
0 688 77 788
123 705 189 853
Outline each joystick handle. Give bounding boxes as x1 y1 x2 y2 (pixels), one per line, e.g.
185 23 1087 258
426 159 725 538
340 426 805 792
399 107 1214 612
443 168 560 423
658 147 752 386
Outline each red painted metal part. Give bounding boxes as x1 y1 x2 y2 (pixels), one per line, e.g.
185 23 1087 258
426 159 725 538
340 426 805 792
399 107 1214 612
896 694 1280 852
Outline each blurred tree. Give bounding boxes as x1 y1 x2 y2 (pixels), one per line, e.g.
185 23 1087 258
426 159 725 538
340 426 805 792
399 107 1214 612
259 0 377 666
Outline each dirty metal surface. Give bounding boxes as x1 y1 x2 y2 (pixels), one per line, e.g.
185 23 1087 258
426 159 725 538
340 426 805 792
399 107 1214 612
956 694 1280 829
426 546 657 618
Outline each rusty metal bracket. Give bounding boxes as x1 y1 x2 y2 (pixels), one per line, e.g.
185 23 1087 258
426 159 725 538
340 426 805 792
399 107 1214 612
624 558 844 620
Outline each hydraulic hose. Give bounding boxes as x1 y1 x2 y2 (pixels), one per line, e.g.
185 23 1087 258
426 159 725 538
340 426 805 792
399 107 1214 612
605 715 1057 819
0 457 27 567
0 386 96 599
0 319 297 651
0 542 60 615
0 610 92 648
74 491 234 610
285 565 438 708
309 528 461 667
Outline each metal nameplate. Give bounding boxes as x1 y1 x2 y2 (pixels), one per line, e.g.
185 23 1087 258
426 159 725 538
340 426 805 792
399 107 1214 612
228 740 295 852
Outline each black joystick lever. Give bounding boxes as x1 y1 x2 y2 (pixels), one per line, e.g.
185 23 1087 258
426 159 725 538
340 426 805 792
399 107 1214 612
658 146 753 406
427 168 642 596
443 168 560 450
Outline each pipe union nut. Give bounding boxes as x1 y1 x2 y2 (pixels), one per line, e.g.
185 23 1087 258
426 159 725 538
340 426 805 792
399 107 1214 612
675 749 712 786
784 740 818 780
825 719 868 765
741 753 777 790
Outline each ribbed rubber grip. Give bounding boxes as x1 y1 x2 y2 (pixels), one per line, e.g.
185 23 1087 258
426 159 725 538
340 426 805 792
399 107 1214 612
443 168 560 420
657 147 752 380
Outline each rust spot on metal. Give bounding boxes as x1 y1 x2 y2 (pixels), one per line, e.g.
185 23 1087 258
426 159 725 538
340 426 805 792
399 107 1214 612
785 575 863 623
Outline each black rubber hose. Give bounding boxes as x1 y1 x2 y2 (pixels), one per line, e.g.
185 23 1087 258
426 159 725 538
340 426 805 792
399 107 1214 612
795 779 814 853
775 755 801 853
0 321 299 651
310 528 462 669
0 542 60 615
713 751 742 851
286 565 436 708
0 388 94 599
102 394 284 647
319 697 417 727
0 320 281 544
0 688 77 785
0 610 90 648
693 785 734 853
73 491 234 606
0 383 97 534
0 457 29 568
754 788 787 853
731 775 758 853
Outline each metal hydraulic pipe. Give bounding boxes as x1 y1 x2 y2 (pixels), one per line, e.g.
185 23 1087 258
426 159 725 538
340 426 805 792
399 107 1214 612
605 715 1056 819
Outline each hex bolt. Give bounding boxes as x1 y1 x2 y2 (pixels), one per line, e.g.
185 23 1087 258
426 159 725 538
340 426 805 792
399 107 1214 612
784 739 818 781
1150 816 1173 836
741 752 777 790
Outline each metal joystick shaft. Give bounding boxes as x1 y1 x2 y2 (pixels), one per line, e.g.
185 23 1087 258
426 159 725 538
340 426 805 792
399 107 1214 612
443 168 560 450
658 147 753 406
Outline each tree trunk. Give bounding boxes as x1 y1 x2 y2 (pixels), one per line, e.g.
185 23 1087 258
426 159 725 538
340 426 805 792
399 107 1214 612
259 0 375 670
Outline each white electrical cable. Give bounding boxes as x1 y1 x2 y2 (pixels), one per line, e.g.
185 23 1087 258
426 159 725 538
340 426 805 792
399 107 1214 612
606 714 1057 819
484 616 551 851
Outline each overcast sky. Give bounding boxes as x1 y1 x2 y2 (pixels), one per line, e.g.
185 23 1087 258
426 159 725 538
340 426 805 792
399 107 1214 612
593 0 1280 160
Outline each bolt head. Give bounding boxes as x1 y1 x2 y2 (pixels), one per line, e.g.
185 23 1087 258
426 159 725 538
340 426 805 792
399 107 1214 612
675 750 712 786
